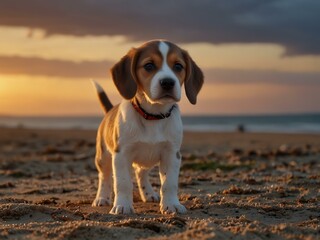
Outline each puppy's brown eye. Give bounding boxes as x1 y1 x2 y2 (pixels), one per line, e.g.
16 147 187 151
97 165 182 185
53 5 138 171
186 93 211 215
144 63 156 72
173 63 183 72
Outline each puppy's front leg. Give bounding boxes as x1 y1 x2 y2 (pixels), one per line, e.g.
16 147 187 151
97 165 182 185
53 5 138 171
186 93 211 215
159 150 187 214
110 152 134 214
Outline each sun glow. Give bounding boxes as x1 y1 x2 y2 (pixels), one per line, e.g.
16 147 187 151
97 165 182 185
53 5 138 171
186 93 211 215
0 74 120 116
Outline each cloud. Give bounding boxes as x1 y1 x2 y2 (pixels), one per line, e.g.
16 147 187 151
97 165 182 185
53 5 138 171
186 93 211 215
0 56 113 78
204 68 320 85
1 55 320 86
0 0 319 56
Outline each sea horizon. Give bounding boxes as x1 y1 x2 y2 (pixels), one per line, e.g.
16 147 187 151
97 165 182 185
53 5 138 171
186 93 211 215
1 112 320 134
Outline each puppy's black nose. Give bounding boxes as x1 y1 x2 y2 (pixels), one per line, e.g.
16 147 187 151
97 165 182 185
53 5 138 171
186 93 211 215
160 78 175 90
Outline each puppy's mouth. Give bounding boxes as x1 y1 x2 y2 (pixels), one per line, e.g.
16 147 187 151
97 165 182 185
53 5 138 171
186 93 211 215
157 94 179 102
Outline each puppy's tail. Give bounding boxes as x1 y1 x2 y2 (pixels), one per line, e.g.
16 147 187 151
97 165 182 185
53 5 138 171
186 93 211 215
91 80 113 114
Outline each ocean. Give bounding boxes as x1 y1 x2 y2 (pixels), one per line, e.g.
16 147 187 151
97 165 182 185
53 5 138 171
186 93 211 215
1 113 320 134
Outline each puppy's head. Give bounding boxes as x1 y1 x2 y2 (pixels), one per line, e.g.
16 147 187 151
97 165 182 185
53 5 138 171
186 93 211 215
111 40 204 105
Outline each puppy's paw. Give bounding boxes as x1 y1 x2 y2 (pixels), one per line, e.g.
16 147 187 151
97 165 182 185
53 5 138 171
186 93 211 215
92 197 111 207
143 192 160 203
109 204 134 214
160 202 187 214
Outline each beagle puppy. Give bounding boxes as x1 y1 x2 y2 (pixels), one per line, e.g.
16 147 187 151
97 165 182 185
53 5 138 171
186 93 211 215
92 40 203 214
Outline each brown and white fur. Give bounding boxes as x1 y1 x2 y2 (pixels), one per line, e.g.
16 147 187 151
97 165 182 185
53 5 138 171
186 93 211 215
91 40 204 214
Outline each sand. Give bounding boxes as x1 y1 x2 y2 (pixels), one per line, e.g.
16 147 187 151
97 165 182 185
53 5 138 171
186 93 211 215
0 127 319 239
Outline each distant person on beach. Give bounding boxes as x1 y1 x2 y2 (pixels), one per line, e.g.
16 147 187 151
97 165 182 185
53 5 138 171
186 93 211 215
237 124 245 133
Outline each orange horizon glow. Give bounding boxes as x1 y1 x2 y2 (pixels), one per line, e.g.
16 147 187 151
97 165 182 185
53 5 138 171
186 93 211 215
1 74 320 116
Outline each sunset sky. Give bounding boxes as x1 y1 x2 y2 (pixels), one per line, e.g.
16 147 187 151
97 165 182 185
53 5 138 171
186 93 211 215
0 0 320 116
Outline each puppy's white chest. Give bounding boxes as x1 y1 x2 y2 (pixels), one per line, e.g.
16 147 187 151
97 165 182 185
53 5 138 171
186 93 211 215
117 101 183 168
126 123 180 168
136 121 169 143
131 141 168 168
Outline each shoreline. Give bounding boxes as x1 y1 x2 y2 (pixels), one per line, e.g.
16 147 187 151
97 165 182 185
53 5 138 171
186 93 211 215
2 125 320 135
1 112 320 134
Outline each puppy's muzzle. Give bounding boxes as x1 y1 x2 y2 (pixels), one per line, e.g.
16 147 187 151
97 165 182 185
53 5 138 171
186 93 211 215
160 78 175 91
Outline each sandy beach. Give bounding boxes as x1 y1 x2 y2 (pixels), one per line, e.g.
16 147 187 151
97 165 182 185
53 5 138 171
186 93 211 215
0 127 319 239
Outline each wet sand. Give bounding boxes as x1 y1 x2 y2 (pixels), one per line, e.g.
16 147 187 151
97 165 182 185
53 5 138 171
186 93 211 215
0 127 319 239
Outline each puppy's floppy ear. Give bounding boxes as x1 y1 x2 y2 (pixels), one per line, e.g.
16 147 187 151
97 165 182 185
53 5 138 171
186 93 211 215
111 48 139 99
183 51 204 105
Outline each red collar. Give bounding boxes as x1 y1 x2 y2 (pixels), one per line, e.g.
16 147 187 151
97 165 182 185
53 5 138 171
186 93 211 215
131 99 176 120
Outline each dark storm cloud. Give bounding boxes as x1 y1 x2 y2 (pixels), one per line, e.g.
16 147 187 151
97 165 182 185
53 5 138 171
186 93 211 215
0 56 113 78
0 0 319 56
